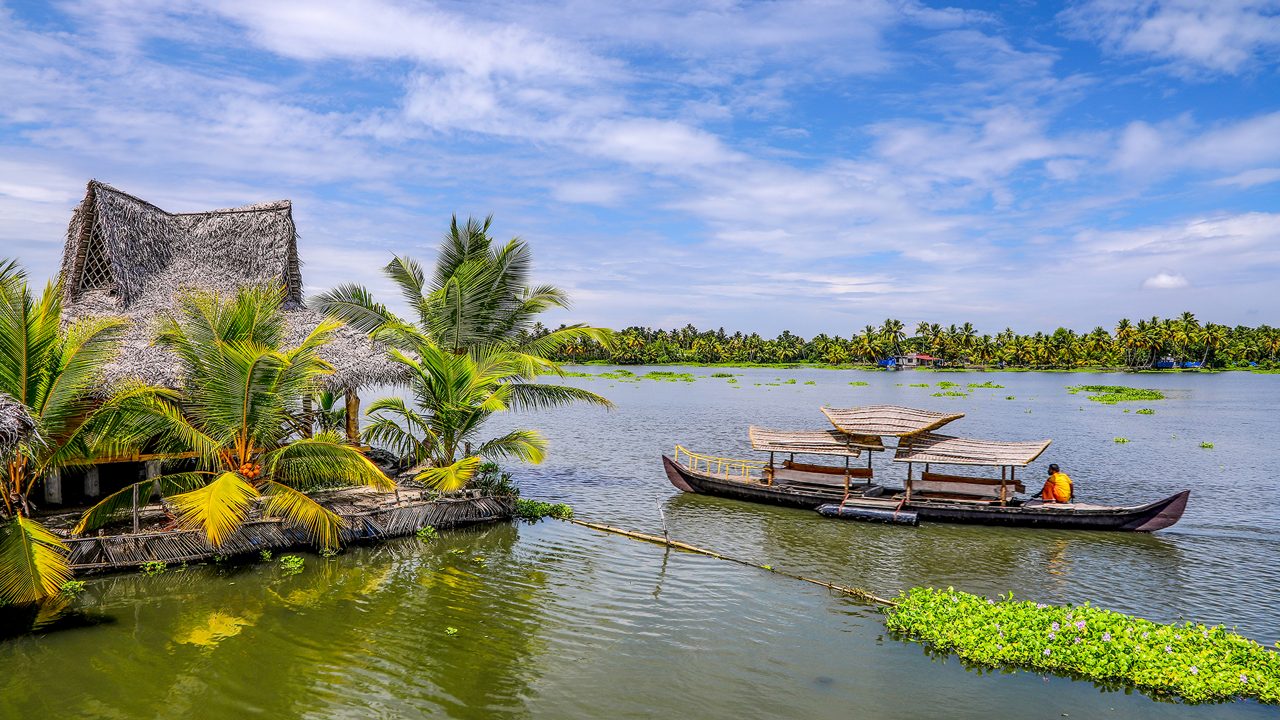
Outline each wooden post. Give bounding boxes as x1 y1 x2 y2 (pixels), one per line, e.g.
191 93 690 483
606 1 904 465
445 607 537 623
344 389 360 445
906 461 913 503
84 466 100 498
1000 466 1008 506
842 455 851 503
44 469 62 505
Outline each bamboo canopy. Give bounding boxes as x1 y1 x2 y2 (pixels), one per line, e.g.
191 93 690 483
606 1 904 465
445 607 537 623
0 392 36 457
821 405 964 438
58 181 401 393
893 432 1051 467
748 426 884 456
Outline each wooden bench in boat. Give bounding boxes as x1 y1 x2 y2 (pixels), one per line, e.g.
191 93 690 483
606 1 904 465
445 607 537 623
910 472 1025 503
771 460 873 485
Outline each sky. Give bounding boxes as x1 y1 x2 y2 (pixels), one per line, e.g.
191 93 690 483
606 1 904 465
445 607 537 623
2 0 1279 336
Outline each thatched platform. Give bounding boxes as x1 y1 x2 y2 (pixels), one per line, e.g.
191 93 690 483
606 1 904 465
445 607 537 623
54 488 515 574
0 392 37 457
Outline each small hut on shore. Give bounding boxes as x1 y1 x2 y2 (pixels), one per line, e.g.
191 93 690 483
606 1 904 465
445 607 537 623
0 392 37 458
52 180 398 506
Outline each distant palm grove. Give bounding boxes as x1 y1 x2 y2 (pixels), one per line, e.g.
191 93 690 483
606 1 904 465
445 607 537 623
535 314 1280 369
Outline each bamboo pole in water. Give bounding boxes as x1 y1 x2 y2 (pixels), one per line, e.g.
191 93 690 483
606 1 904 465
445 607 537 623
569 519 897 607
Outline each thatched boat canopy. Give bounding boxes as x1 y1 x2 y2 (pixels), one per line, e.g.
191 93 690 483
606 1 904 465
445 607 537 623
59 181 400 393
893 432 1051 467
821 405 964 438
748 426 884 456
0 393 37 456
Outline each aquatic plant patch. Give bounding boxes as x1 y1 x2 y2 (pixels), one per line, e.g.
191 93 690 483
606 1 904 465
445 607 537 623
883 587 1280 704
909 383 930 388
936 381 960 389
968 381 1005 389
514 499 574 521
1136 408 1155 415
641 371 695 382
849 381 869 387
710 372 737 378
932 391 968 397
1067 385 1165 404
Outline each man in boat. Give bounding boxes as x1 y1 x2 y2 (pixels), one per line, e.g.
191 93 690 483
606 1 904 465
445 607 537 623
1038 463 1073 503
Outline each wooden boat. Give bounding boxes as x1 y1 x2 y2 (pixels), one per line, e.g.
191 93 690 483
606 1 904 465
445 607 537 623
665 405 1190 532
663 425 888 509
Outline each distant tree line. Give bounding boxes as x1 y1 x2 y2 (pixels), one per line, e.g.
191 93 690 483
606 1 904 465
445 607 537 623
523 313 1280 369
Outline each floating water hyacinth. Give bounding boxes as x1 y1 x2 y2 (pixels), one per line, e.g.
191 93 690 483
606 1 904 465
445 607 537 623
882 587 1280 704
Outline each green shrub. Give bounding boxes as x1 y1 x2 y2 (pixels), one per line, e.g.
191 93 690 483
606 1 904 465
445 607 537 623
883 587 1280 704
471 462 519 497
140 561 167 576
259 550 273 562
417 525 439 541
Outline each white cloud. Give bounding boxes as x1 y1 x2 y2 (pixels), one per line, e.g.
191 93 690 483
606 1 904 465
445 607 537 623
1142 271 1190 289
1061 0 1280 74
1212 167 1280 188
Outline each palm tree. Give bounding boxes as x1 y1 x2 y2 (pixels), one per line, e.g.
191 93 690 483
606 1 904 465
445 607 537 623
311 216 611 487
363 338 583 490
0 261 167 603
313 215 610 367
77 286 393 551
880 318 906 357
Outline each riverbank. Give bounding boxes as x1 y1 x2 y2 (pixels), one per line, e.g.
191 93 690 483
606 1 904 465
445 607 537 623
561 360 1268 374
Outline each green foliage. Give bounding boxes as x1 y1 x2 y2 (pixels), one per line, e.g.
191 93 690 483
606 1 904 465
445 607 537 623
278 555 304 575
1005 396 1016 400
59 579 86 598
849 381 869 386
1200 442 1215 449
319 547 339 559
909 383 930 387
416 525 439 542
469 462 519 497
937 380 960 389
641 371 695 382
1114 437 1130 444
513 499 574 521
1067 385 1165 404
1136 408 1155 415
259 550 273 562
709 372 737 378
803 380 816 385
932 391 968 397
883 587 1280 704
140 561 167 576
968 381 1005 389
445 626 459 636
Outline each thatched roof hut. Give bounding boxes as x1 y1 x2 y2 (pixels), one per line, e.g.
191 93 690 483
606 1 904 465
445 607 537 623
59 180 399 393
0 392 37 457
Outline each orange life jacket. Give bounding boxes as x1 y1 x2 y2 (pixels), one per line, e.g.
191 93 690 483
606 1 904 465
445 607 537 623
1041 472 1073 503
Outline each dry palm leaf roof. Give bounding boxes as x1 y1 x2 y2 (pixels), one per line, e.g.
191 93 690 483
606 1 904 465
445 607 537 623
0 393 37 457
893 432 1051 467
821 404 964 437
748 426 885 456
58 180 400 392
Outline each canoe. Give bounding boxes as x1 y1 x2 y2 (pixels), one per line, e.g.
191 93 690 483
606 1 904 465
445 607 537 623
662 454 878 510
818 490 1190 532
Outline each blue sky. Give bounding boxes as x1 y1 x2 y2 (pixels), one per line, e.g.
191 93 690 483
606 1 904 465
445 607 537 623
2 0 1279 336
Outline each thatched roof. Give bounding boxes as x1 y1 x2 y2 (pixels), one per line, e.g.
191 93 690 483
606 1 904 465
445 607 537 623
59 181 399 392
748 426 883 456
821 405 964 437
893 432 1051 467
0 393 37 456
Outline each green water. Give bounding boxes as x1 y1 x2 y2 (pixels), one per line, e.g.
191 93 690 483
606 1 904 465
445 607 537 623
2 368 1277 718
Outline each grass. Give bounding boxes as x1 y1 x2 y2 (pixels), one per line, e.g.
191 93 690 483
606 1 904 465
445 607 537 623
514 499 574 521
883 587 1280 705
1068 385 1166 404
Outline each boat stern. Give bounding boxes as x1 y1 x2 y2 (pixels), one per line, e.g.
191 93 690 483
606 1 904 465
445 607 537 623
1129 490 1191 532
662 454 697 493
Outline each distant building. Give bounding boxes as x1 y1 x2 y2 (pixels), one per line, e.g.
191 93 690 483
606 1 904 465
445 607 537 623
893 352 943 369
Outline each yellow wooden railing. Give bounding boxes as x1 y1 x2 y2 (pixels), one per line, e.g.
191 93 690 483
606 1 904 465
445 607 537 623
673 445 766 480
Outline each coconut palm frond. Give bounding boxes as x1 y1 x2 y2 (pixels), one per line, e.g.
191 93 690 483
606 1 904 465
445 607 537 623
504 383 614 411
168 471 260 547
414 455 482 492
261 480 344 550
0 516 71 605
309 282 403 335
74 472 212 535
265 436 394 492
475 429 546 465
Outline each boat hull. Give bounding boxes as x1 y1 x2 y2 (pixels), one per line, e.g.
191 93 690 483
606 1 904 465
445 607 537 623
662 455 849 509
820 490 1189 532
